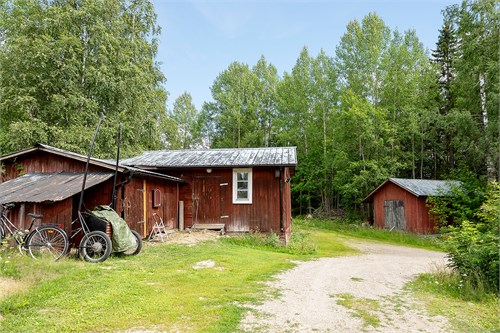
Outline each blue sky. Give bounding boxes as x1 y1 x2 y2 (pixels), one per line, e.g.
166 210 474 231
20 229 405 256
152 0 460 110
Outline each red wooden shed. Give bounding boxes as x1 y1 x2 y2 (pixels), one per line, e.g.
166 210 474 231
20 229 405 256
122 147 297 242
0 144 185 240
363 178 459 234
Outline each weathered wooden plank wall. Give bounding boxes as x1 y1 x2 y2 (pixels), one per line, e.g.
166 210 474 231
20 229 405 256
168 167 283 233
118 177 178 237
372 182 435 234
2 152 104 181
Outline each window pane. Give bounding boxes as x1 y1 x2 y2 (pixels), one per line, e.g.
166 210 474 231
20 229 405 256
237 172 248 181
237 181 248 190
237 190 248 199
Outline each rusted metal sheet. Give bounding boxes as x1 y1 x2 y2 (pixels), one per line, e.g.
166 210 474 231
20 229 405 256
121 147 297 168
0 172 113 204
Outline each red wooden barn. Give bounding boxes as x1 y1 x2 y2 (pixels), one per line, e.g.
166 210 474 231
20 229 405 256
1 145 297 242
121 147 296 241
0 144 185 241
363 178 459 234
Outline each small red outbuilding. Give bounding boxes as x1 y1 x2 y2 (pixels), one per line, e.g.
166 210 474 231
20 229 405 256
364 178 459 234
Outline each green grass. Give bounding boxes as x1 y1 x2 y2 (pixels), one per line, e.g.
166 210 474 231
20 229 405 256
331 293 381 328
294 217 444 251
1 218 497 333
0 228 356 333
408 270 500 332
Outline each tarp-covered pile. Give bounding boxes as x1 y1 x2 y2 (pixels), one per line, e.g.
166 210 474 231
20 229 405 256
87 205 137 252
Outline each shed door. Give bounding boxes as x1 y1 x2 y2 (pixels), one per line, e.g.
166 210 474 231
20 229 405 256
384 200 405 230
193 176 222 224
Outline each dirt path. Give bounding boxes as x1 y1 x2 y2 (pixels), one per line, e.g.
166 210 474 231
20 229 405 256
239 241 450 333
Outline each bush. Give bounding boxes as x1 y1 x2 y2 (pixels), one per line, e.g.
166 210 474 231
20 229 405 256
437 181 499 295
427 175 486 229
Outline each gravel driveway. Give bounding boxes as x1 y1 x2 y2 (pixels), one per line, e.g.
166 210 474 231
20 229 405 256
239 241 450 333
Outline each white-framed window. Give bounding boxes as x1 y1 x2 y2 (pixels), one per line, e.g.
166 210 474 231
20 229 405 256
233 168 252 204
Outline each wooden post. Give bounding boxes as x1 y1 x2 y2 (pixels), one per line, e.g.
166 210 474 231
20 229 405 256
143 180 147 237
179 201 184 231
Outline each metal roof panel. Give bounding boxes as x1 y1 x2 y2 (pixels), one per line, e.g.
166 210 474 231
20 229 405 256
364 178 462 202
0 172 113 204
121 147 297 168
389 178 461 197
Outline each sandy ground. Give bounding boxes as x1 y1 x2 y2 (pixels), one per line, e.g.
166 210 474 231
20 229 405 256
239 240 450 333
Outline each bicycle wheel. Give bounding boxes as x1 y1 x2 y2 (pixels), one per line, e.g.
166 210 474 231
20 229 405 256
26 226 69 261
123 230 142 256
79 230 112 263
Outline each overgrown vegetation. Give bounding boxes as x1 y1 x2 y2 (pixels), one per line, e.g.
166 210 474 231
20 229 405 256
428 181 499 296
294 218 443 251
221 230 317 255
409 270 500 332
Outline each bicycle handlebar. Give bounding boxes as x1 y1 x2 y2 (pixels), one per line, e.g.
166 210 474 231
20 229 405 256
1 203 15 211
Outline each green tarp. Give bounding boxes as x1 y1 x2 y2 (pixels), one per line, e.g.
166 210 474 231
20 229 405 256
88 205 137 252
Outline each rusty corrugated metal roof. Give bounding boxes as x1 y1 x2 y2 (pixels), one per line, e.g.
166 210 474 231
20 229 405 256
121 147 297 168
0 172 113 204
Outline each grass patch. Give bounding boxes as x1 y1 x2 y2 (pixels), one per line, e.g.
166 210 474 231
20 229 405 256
0 228 356 333
294 217 443 251
408 269 500 332
331 293 381 328
221 228 356 258
1 242 294 333
220 230 317 255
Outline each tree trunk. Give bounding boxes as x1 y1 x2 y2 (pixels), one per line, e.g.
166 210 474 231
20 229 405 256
480 73 496 181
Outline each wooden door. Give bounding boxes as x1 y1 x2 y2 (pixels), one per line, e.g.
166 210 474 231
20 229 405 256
193 176 221 224
384 200 405 230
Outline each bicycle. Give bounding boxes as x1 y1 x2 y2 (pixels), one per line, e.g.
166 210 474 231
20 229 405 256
0 203 69 261
71 209 143 263
70 212 113 263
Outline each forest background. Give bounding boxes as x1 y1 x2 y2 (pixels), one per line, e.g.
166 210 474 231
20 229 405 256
0 0 498 216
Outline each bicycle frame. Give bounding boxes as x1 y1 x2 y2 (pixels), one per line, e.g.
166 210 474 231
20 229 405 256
70 211 92 240
1 204 70 260
0 208 34 245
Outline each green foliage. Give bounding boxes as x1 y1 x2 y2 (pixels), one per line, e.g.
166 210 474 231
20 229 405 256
429 180 499 295
442 182 499 294
202 56 279 148
443 221 499 294
168 92 203 149
409 271 499 332
427 175 486 228
0 0 168 158
436 0 500 180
